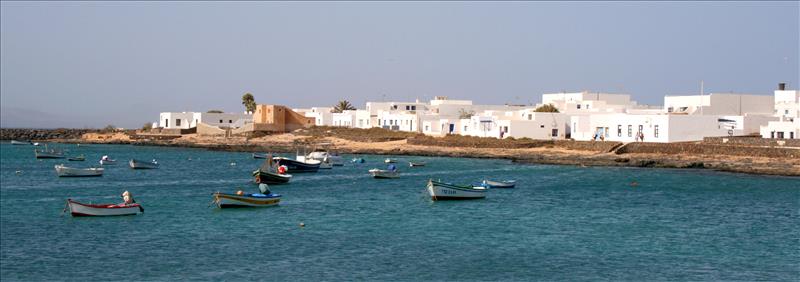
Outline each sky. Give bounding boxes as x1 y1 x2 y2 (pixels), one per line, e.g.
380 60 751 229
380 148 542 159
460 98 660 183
1 1 798 129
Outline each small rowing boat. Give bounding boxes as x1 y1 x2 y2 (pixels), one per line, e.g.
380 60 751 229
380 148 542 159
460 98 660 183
55 164 104 177
427 179 487 200
252 153 268 159
66 199 143 216
34 147 65 159
480 179 516 188
253 156 292 184
384 158 396 163
352 157 365 163
10 140 30 145
68 154 85 161
409 161 426 167
129 159 159 169
369 168 400 179
212 192 281 208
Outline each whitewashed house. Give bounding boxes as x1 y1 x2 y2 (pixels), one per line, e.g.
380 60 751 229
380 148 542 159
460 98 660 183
331 110 371 128
158 112 251 129
295 107 333 126
460 109 568 139
760 84 799 139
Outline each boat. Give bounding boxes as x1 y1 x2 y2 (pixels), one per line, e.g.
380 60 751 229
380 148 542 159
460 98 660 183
252 156 292 184
67 154 85 161
384 158 397 163
369 164 399 179
480 179 516 188
99 155 116 165
272 156 320 173
426 179 487 200
351 157 365 163
55 164 104 177
212 192 281 208
10 140 30 145
409 161 426 167
32 142 40 146
34 147 65 159
306 143 344 166
66 199 143 216
252 153 268 159
129 159 159 169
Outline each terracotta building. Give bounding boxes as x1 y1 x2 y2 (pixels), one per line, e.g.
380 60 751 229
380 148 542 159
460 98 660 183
252 104 315 132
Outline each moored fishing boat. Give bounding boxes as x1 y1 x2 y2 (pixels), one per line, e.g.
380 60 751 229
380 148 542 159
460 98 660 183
252 153 268 159
252 156 292 184
352 157 365 163
480 179 516 188
409 161 426 167
66 199 143 216
306 144 344 166
34 146 65 159
11 140 30 145
427 179 487 200
55 164 104 177
129 159 159 169
384 158 396 163
212 192 281 208
273 157 320 173
369 164 399 179
68 154 85 161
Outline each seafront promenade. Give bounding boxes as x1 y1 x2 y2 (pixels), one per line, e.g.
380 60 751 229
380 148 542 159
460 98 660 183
3 127 798 177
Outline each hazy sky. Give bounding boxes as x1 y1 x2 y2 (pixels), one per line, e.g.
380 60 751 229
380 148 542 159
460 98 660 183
1 1 798 128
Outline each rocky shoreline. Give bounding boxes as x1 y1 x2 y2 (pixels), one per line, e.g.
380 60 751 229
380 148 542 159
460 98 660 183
0 128 100 141
42 136 800 177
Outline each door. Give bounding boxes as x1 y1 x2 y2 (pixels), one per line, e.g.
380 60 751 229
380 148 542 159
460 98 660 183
449 124 455 133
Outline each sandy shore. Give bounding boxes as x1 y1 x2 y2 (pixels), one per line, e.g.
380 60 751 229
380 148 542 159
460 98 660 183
56 133 800 177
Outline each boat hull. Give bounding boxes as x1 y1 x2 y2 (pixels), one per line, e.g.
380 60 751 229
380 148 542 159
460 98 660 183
252 153 268 159
253 170 292 184
99 160 116 165
409 162 426 167
129 159 159 169
11 140 29 145
35 152 65 159
482 180 516 188
67 199 141 216
427 180 487 200
272 158 320 173
369 169 399 179
55 165 104 177
213 193 281 208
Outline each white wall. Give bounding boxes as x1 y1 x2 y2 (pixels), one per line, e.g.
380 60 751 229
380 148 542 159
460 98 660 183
572 113 744 143
159 112 195 129
665 93 773 116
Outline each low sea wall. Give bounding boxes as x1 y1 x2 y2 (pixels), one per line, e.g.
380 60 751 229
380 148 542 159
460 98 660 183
703 136 800 147
0 128 100 141
616 142 798 158
407 135 621 152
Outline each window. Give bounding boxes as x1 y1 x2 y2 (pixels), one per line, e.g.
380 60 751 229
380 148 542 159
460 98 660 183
412 106 417 110
627 125 632 137
577 104 581 109
378 120 381 126
229 120 232 123
176 119 182 126
573 122 576 132
638 125 643 133
786 110 790 115
654 125 659 138
771 131 775 138
165 119 169 127
668 107 674 113
219 119 223 123
552 129 558 137
425 125 429 131
528 114 532 120
464 126 468 131
791 132 795 139
617 125 622 137
586 104 590 109
777 132 785 139
540 124 545 128
405 106 410 110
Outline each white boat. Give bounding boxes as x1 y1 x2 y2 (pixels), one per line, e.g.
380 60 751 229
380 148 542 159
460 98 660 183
306 144 344 166
129 159 159 169
99 155 116 165
33 142 40 146
10 140 30 145
384 158 396 163
34 145 65 159
409 161 426 167
480 179 516 188
66 199 142 216
212 192 281 208
55 164 104 177
427 179 487 200
369 167 400 179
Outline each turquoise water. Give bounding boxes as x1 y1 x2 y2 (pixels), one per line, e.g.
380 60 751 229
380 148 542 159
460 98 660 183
1 143 798 281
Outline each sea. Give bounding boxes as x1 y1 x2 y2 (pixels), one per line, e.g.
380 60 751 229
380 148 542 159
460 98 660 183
1 142 798 281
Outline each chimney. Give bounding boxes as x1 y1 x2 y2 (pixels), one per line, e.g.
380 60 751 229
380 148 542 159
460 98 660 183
778 83 786 91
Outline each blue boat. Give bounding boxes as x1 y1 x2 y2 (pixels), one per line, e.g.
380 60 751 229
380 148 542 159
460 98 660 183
272 157 320 173
479 179 516 188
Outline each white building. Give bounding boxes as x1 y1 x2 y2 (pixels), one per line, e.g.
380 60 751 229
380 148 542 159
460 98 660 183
540 91 650 114
331 110 371 128
295 107 333 126
664 93 774 116
158 112 251 129
459 109 568 140
760 84 799 139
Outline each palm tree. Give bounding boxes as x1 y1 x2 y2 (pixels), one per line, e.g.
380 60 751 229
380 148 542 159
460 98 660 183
332 100 356 113
242 93 256 113
534 104 559 113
